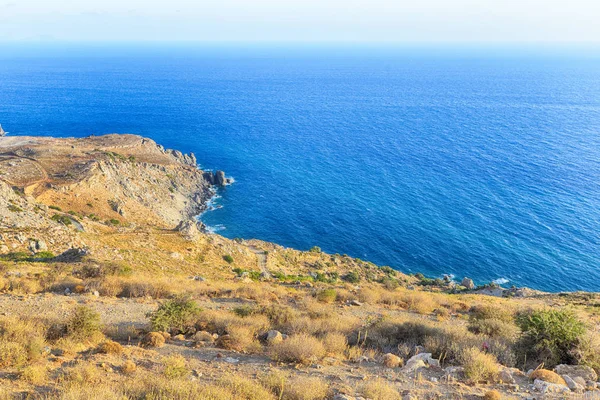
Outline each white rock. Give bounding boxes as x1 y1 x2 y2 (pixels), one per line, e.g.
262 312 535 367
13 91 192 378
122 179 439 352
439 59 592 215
401 359 426 374
534 379 570 394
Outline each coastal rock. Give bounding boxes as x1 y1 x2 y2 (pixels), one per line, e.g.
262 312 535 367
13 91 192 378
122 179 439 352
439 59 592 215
215 170 227 186
461 277 475 290
28 239 48 253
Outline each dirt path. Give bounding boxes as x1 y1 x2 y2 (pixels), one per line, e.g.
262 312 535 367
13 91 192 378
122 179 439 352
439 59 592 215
247 244 268 273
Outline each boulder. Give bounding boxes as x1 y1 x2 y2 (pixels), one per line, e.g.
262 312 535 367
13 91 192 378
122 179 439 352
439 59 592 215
533 379 570 394
499 367 516 384
461 277 475 290
265 330 284 345
562 375 585 392
176 219 203 240
554 364 598 382
401 359 427 374
382 353 403 368
406 352 440 368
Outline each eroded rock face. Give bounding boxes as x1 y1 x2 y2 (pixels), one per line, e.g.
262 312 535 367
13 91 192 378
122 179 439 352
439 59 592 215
461 277 475 289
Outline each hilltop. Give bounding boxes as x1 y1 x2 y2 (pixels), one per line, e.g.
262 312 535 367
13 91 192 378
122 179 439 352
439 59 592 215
1 134 600 400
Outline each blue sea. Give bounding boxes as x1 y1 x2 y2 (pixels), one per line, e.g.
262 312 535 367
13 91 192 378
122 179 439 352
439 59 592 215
1 43 600 292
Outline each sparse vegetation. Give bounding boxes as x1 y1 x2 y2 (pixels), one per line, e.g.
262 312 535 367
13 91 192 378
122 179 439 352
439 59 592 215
149 296 202 333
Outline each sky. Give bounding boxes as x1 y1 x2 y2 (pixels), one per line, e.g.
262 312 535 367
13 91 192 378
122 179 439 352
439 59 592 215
0 0 599 43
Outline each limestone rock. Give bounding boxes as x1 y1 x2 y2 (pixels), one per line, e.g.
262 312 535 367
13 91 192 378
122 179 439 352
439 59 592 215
563 375 585 392
554 364 598 382
265 330 284 345
401 359 427 374
461 277 475 290
533 379 570 394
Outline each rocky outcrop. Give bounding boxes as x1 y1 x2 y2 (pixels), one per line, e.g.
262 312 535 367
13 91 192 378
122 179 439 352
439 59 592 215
461 277 475 290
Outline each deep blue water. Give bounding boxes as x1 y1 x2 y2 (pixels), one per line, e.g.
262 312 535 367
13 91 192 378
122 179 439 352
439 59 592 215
1 43 600 292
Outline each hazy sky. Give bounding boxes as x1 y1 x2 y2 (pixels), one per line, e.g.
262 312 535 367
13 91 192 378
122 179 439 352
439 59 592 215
0 0 599 42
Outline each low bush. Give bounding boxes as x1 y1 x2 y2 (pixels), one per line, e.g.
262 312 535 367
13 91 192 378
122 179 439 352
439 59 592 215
217 374 276 400
20 364 49 385
162 355 189 379
459 347 499 383
282 376 329 400
121 360 137 375
322 332 348 356
269 333 326 364
97 340 123 354
316 288 337 303
360 378 401 400
149 296 202 333
141 332 166 348
0 341 27 368
66 306 102 340
483 390 501 400
516 308 585 368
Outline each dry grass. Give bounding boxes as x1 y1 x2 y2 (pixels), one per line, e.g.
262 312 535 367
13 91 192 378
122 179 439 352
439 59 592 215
322 332 348 357
529 369 567 385
20 364 49 385
217 374 276 400
121 360 137 375
141 332 166 348
162 354 189 379
460 347 500 383
484 390 502 400
97 340 123 354
282 376 330 400
360 378 401 400
269 333 326 364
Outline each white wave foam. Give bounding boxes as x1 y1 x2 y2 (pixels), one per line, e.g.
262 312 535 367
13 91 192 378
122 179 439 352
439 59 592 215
493 278 510 285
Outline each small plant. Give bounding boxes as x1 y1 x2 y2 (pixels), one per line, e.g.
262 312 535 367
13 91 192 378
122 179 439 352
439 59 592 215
233 305 257 317
309 246 322 253
8 205 23 213
97 340 123 355
49 205 62 211
106 219 120 226
142 332 165 348
149 296 202 333
360 378 401 400
269 334 325 365
66 306 101 340
223 254 234 264
121 360 136 375
51 214 72 225
459 347 499 383
343 271 361 283
316 289 337 303
162 354 189 379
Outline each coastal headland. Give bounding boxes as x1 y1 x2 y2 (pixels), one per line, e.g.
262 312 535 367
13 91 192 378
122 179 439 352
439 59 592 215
1 134 599 399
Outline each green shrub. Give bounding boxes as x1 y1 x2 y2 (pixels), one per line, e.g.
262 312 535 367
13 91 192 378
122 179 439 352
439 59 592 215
67 306 101 340
49 205 62 211
316 289 337 303
233 305 257 318
51 214 72 225
162 355 189 379
309 246 322 253
149 296 202 333
343 271 360 284
223 255 234 264
8 205 23 213
516 308 586 367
